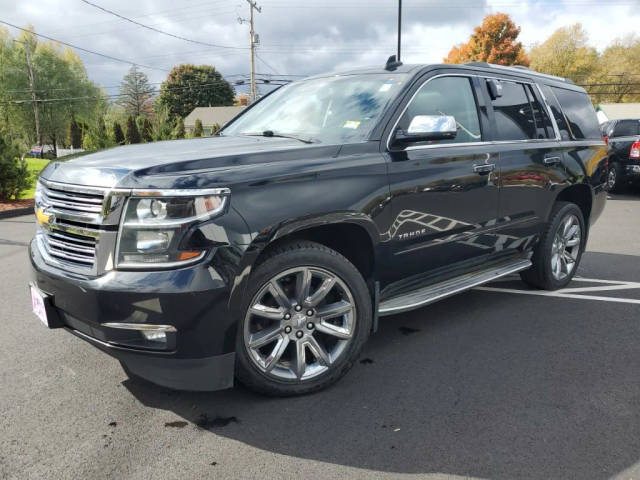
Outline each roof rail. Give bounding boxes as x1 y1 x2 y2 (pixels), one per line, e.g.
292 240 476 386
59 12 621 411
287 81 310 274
463 61 571 84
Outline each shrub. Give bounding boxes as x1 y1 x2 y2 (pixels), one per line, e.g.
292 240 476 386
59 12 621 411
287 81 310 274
0 134 29 201
193 118 203 137
125 115 141 144
67 116 83 149
173 117 185 139
140 117 153 142
113 121 125 145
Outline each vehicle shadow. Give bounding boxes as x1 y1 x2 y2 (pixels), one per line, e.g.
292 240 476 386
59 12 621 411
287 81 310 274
123 263 640 479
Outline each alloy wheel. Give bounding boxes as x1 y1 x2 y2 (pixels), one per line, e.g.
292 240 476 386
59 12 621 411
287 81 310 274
244 266 356 382
550 213 581 281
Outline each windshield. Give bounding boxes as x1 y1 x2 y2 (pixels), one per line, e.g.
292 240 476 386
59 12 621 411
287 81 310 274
221 73 408 144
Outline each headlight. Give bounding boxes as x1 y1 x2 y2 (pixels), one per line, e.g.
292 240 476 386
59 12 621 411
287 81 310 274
116 188 229 268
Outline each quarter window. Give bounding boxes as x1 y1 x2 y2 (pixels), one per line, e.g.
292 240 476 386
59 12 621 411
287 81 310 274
490 81 537 141
550 87 601 140
397 76 482 144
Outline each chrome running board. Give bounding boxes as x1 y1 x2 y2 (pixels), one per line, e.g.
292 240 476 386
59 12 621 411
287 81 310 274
378 258 532 316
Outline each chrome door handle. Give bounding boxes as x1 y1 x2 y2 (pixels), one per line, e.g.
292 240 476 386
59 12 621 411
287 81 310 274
473 163 495 175
543 156 561 165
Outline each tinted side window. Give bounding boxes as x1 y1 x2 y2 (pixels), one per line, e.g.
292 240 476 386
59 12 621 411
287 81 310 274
541 85 571 140
398 76 481 144
550 87 601 140
490 81 537 141
612 120 639 137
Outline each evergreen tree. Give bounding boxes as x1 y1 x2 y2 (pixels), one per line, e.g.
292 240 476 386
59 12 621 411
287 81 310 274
174 117 185 139
117 66 155 117
112 120 125 145
193 118 203 137
125 115 141 144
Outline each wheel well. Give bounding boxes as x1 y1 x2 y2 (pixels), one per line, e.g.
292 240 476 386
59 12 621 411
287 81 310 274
555 184 592 224
256 223 375 282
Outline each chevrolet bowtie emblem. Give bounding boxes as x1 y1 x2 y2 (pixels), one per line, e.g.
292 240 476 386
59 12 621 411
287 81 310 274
35 207 53 227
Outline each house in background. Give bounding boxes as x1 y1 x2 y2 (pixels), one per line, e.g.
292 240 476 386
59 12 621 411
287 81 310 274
184 106 246 135
596 103 640 123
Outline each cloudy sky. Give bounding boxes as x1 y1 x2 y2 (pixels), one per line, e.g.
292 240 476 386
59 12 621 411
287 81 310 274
1 0 639 96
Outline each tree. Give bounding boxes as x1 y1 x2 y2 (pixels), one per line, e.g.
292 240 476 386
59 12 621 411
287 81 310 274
112 120 125 145
173 117 185 139
125 115 141 144
67 115 82 148
139 117 153 142
529 24 598 83
591 35 640 103
193 118 203 137
157 64 234 119
0 29 102 157
117 66 154 117
444 13 529 66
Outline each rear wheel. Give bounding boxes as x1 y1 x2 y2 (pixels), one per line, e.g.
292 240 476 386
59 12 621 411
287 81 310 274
235 241 371 396
520 202 585 290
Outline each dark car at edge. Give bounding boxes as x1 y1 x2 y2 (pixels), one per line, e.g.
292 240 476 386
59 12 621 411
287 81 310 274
29 60 608 395
601 118 640 191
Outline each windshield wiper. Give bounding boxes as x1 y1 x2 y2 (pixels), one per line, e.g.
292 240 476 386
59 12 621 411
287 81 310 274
243 130 315 144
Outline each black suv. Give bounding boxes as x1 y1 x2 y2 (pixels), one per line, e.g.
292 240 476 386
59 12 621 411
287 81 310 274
601 118 640 191
29 61 607 396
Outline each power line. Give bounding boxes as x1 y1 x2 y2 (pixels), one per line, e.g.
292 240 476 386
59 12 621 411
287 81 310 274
0 19 168 73
79 0 247 50
255 53 280 75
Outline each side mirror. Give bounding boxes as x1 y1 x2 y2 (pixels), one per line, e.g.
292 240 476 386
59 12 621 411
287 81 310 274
394 115 457 145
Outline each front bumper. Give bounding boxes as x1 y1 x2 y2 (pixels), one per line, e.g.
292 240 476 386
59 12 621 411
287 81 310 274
29 238 240 391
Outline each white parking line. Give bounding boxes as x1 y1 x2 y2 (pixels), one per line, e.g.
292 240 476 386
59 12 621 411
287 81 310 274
475 277 640 305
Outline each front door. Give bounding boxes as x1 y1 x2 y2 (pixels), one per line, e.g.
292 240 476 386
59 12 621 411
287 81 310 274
383 74 500 284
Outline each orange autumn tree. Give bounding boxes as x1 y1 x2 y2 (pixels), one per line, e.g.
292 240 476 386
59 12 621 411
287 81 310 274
444 13 530 66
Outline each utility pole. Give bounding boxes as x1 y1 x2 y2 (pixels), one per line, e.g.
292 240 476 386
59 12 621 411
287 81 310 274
15 40 41 146
240 0 261 103
397 0 402 62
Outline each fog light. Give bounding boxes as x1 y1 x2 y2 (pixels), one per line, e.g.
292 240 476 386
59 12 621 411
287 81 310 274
142 330 167 342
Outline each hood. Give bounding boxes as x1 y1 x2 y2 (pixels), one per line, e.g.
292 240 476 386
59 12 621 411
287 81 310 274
41 135 334 188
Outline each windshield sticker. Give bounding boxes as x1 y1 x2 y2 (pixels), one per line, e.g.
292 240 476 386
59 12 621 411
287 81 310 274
343 120 361 129
379 83 392 92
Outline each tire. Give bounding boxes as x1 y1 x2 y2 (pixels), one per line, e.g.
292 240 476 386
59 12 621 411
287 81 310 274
235 241 372 396
520 201 586 290
607 162 623 192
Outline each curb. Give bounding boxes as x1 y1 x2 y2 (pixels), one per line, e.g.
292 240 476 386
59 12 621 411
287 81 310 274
0 207 33 220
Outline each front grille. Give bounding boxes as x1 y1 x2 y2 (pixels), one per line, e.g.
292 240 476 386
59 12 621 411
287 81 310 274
35 179 127 274
39 181 104 223
42 220 99 267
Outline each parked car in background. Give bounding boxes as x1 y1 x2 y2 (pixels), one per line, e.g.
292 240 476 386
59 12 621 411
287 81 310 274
29 60 607 396
601 118 640 191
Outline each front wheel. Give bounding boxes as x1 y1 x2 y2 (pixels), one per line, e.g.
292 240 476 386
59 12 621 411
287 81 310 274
235 241 372 396
520 202 585 290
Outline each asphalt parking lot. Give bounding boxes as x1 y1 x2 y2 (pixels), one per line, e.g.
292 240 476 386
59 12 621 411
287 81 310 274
1 193 639 480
